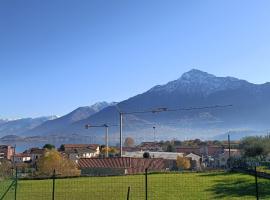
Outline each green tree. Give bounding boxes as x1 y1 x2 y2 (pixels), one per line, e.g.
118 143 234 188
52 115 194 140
37 150 80 177
176 156 191 170
59 144 65 151
100 147 119 155
174 140 182 146
0 160 12 179
166 144 175 152
240 136 270 160
43 144 55 150
143 152 150 158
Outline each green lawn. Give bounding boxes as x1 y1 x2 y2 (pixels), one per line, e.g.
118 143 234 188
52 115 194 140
1 172 270 200
0 178 15 200
257 166 270 174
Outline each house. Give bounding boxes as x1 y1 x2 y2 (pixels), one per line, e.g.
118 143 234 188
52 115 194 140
185 153 202 163
122 147 141 152
124 151 184 170
206 146 224 156
78 157 166 176
14 153 31 163
60 144 100 152
176 145 225 157
139 142 163 152
185 153 203 170
124 151 184 160
24 148 46 164
60 144 100 163
0 145 15 160
185 153 202 161
0 151 4 160
176 147 201 155
217 149 241 167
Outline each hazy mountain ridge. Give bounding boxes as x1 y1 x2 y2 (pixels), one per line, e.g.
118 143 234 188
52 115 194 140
0 119 8 125
23 101 115 136
58 69 270 142
2 69 270 142
0 116 58 137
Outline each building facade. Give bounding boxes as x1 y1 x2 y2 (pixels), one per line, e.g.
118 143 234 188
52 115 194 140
0 145 15 160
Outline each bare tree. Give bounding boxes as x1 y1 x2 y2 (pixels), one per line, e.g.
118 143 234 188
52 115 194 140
124 137 135 147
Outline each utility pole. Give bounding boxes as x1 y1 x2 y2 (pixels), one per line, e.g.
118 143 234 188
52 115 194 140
13 145 16 175
85 124 110 158
120 112 123 157
153 126 156 142
228 133 231 168
105 125 109 158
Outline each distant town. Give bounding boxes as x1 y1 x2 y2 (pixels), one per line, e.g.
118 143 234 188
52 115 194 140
2 135 269 178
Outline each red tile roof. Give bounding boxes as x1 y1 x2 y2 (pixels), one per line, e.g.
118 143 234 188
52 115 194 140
176 147 201 155
15 153 31 158
78 157 166 174
63 144 99 151
207 146 224 156
122 147 141 152
26 148 45 155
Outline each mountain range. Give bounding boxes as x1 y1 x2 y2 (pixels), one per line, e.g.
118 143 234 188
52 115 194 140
23 101 116 137
1 69 270 146
0 116 57 136
0 102 114 137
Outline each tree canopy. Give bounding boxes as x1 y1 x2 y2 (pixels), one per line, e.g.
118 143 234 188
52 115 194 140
43 144 55 150
36 150 80 177
0 160 12 179
240 135 270 160
124 137 135 147
166 144 175 152
143 152 150 159
100 146 119 155
176 156 191 170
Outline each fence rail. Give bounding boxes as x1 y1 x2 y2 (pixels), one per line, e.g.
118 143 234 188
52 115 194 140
1 167 270 200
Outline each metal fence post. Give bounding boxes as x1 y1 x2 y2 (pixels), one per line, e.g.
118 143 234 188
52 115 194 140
126 186 130 200
14 168 18 200
52 169 56 200
145 168 148 200
255 166 259 200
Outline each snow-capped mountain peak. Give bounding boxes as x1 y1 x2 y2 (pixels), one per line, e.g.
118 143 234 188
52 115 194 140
87 101 118 112
180 69 215 82
149 69 249 95
90 101 112 112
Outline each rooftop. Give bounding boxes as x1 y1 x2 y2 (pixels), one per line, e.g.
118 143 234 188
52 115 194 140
15 153 31 158
78 157 166 174
62 144 99 151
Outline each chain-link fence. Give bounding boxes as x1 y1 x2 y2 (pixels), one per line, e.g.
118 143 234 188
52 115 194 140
232 161 270 200
15 171 144 200
0 161 16 200
1 166 270 200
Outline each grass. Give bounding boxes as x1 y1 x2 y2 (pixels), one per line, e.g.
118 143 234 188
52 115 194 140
0 178 15 200
1 172 270 200
257 166 270 174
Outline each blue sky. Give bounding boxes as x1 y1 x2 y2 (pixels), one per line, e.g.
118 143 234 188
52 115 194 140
1 0 270 118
